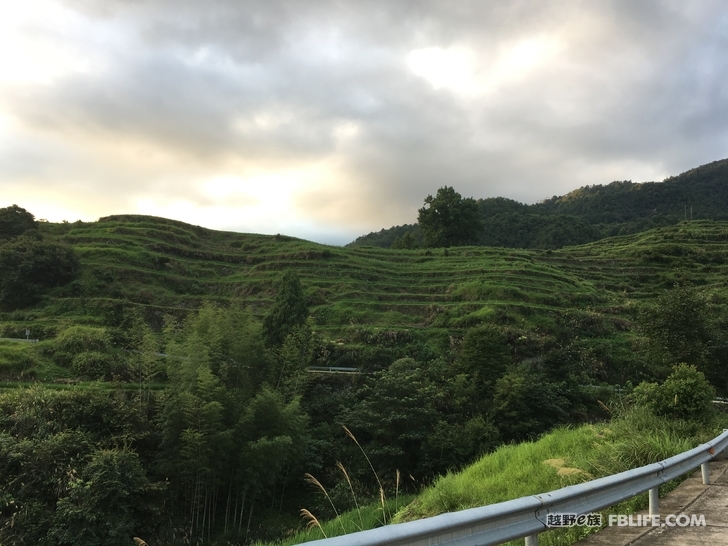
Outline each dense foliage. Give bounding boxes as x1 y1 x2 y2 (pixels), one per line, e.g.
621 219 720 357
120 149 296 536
0 206 79 310
0 304 601 544
262 271 309 347
0 387 158 545
417 186 482 248
0 204 37 240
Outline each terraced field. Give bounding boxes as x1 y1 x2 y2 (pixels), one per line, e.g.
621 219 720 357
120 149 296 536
553 221 728 299
3 216 728 346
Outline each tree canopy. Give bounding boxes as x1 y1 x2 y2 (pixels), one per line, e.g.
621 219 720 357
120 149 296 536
0 205 37 241
417 186 482 248
262 270 309 347
0 233 80 310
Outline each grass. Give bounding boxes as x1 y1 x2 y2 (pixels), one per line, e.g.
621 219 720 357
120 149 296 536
0 340 36 378
396 425 603 521
264 496 415 546
399 406 719 521
0 214 627 381
271 406 728 546
257 425 413 546
17 216 613 336
0 340 70 381
0 217 725 353
0 380 167 391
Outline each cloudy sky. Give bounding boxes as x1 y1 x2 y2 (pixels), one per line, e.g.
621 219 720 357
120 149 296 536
1 1 727 245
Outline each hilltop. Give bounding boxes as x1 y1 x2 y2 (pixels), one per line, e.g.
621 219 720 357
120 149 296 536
349 158 728 249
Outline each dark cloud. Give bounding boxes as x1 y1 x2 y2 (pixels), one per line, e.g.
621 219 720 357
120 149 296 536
2 0 728 243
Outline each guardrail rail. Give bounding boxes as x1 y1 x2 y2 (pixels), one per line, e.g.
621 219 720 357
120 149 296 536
305 429 728 546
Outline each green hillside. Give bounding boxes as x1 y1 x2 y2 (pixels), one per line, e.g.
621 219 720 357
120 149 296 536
2 215 724 348
6 215 599 332
3 210 728 545
6 215 727 332
536 158 728 222
3 215 728 385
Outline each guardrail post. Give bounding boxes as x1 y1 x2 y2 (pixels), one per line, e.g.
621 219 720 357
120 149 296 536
701 463 710 485
648 487 659 516
525 533 538 546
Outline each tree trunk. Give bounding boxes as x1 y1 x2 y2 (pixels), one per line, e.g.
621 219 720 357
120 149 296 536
246 496 255 537
238 489 247 534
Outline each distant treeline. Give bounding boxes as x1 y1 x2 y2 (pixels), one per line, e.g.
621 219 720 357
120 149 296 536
349 158 728 249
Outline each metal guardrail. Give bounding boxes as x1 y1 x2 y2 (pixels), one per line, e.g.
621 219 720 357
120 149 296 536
0 338 38 343
305 429 728 546
307 366 361 374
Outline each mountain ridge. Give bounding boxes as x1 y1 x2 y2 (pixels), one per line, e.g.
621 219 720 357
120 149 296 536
348 157 728 249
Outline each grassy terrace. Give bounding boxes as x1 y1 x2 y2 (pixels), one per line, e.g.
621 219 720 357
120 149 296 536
8 217 596 330
3 217 728 346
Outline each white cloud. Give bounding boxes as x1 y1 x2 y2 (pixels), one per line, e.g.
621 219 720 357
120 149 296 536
0 0 106 86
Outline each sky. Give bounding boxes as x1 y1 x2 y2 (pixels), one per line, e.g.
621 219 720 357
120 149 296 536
1 1 728 245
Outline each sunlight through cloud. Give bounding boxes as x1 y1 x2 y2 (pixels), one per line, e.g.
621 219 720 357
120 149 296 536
407 46 476 93
491 36 563 84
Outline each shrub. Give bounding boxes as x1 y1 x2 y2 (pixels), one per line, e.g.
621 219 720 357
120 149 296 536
0 233 79 310
71 351 121 380
55 326 112 355
51 327 113 368
0 204 36 240
631 363 715 422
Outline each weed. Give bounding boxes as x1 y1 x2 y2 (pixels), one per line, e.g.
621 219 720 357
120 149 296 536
343 425 387 523
294 426 401 544
299 509 326 539
303 473 345 535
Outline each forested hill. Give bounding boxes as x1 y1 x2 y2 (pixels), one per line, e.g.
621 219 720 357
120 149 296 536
4 205 728 544
349 157 728 249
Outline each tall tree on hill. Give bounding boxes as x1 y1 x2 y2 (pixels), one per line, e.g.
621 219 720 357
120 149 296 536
0 233 80 310
418 186 482 247
0 204 37 240
262 270 309 347
456 324 512 404
638 283 727 392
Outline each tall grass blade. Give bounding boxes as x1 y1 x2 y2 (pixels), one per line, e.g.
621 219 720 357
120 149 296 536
300 508 327 538
336 460 363 530
305 473 347 535
343 425 384 492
